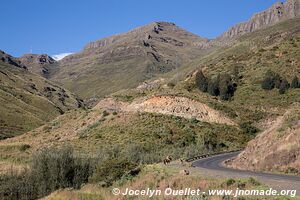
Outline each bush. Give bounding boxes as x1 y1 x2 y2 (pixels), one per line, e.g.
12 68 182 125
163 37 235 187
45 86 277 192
261 70 292 94
219 73 236 100
279 78 290 94
248 177 261 186
208 75 220 96
291 76 300 88
19 144 31 152
195 70 208 92
0 146 94 200
261 70 282 90
102 110 109 117
239 122 259 135
90 158 138 186
225 178 236 187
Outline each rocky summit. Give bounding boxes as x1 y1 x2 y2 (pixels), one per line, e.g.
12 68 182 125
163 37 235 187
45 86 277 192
218 0 300 41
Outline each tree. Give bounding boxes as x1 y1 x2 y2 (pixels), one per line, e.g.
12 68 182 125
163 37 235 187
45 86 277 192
208 75 220 96
279 78 290 94
261 70 281 90
195 70 208 92
219 73 235 100
291 76 300 88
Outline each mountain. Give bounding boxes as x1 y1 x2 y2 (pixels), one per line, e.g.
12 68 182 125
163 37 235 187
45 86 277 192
18 54 56 76
48 22 212 99
0 51 84 139
217 0 300 41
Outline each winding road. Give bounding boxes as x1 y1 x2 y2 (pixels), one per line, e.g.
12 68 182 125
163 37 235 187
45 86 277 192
192 151 300 194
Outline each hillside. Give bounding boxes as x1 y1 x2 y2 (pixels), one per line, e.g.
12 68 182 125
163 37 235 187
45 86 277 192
0 51 84 139
228 103 300 174
48 22 213 99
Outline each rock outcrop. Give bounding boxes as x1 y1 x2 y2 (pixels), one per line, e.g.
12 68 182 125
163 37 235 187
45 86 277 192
218 0 300 41
18 54 56 76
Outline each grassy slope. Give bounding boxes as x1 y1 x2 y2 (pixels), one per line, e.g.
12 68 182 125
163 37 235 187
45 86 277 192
0 107 248 169
0 62 83 138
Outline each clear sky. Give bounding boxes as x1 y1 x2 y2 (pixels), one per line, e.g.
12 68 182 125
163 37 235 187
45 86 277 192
1 0 281 57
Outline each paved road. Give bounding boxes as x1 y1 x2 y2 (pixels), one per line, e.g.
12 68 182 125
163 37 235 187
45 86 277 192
192 151 300 194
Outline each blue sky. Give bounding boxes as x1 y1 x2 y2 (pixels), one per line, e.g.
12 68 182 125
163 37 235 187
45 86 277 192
1 0 281 57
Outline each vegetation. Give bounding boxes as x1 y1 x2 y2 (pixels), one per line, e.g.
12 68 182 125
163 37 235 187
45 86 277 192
0 62 83 138
195 70 208 92
261 71 299 94
0 146 94 200
195 71 237 101
291 76 300 88
90 158 138 186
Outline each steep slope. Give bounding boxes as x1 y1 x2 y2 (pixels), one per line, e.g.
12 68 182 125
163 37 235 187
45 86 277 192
0 51 84 139
18 54 56 76
49 22 212 99
217 0 300 41
228 103 300 174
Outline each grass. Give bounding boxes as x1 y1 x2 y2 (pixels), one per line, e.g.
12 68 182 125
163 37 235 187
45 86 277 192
44 163 298 200
0 62 83 138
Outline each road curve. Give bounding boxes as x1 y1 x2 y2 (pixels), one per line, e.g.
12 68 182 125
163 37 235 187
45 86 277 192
193 151 300 182
192 151 300 193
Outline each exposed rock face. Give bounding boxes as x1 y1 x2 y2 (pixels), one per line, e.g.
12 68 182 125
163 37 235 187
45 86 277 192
18 54 56 76
95 95 235 125
228 105 300 173
0 50 26 69
218 0 300 41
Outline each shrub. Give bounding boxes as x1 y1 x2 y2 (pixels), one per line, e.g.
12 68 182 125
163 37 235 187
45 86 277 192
279 78 290 94
19 144 31 152
239 122 259 135
219 73 236 100
195 70 208 92
0 146 94 200
291 76 300 88
90 158 138 186
102 110 109 117
208 75 220 96
261 71 278 90
248 177 261 186
225 178 236 187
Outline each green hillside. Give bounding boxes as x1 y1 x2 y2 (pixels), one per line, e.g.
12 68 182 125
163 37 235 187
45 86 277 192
0 61 84 138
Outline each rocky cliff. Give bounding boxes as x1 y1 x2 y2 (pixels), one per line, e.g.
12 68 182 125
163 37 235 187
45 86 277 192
218 0 300 41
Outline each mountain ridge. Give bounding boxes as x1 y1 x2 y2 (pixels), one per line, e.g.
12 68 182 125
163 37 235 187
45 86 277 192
217 0 300 41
